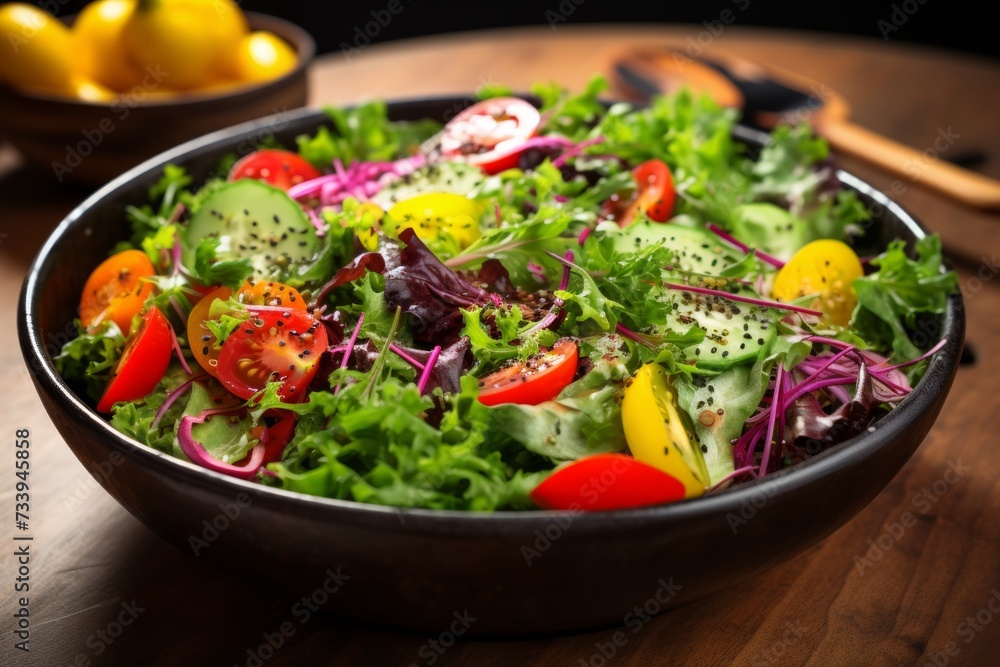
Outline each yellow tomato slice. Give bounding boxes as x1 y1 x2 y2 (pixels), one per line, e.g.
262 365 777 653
621 364 709 499
79 249 156 333
186 280 307 377
387 193 484 249
772 239 864 327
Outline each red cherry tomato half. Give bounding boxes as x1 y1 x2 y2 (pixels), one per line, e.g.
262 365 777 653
440 97 541 175
216 306 328 403
97 307 174 413
477 339 578 407
228 149 321 191
530 453 687 511
620 159 675 225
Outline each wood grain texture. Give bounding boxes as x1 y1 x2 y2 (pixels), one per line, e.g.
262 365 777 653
2 24 999 667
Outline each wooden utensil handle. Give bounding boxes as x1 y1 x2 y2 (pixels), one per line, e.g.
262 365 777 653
816 118 1000 210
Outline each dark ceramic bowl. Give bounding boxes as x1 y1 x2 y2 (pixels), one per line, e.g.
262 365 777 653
18 98 964 636
0 12 313 186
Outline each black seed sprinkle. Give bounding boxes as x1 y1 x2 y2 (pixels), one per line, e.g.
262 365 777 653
757 338 765 345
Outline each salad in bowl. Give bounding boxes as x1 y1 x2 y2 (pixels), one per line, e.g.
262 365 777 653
56 78 957 513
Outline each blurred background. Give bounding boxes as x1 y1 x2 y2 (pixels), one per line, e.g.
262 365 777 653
51 0 1000 60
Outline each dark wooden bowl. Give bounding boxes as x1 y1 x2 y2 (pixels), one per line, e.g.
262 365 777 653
17 98 964 636
0 12 314 186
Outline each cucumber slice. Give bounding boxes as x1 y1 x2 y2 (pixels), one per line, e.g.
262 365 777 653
611 220 741 274
676 357 770 486
371 162 484 209
665 282 777 370
183 180 320 279
731 203 808 262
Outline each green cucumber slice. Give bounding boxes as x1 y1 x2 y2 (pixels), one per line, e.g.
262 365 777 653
184 180 320 279
665 283 777 370
611 220 741 274
371 162 484 209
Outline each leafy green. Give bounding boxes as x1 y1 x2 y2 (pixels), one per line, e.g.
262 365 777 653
111 370 242 459
852 234 957 365
554 258 619 332
749 123 829 205
460 305 558 368
532 76 609 141
54 321 125 401
486 357 629 462
296 101 442 168
182 383 255 464
266 375 544 510
123 164 191 248
189 238 254 289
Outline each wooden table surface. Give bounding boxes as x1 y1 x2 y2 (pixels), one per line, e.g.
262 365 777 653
2 24 999 667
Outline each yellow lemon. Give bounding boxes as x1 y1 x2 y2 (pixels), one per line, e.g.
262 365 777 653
123 0 247 90
234 31 297 84
0 4 73 92
72 0 145 92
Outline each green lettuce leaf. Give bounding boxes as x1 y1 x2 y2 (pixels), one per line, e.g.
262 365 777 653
486 357 629 462
851 234 957 367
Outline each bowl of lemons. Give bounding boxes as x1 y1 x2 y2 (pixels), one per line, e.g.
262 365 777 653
0 1 314 185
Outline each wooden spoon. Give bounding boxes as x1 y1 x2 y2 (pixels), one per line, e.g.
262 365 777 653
613 48 1000 211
